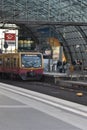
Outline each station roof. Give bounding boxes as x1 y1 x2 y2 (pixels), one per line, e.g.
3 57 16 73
0 0 87 66
0 0 87 23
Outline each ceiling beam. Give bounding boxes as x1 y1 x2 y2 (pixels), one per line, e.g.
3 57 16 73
2 20 87 26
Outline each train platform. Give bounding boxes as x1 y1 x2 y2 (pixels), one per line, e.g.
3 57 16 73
0 82 87 130
43 71 87 88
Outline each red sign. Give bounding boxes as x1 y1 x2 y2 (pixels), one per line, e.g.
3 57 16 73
5 33 16 41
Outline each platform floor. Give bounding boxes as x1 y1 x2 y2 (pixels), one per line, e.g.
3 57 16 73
0 83 87 130
43 71 87 85
44 71 87 78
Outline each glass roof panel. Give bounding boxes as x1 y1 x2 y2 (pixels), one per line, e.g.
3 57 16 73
1 0 87 23
1 0 87 66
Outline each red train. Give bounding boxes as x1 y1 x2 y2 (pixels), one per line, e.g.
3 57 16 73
0 52 44 80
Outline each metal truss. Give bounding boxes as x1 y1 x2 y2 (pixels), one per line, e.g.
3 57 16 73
0 0 87 23
1 0 87 67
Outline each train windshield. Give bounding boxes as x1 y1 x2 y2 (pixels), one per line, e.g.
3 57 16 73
21 54 42 68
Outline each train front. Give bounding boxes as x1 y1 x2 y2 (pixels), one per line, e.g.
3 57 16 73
19 53 44 80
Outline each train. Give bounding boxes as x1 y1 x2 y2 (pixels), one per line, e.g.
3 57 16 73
0 52 44 80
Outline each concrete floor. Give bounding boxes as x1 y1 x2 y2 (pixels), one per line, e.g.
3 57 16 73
0 83 86 130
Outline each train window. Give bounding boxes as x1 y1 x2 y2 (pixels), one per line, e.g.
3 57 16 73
7 58 10 67
3 58 10 67
10 58 16 68
13 58 16 67
16 58 19 67
11 58 13 67
3 58 7 67
0 58 2 66
21 54 42 68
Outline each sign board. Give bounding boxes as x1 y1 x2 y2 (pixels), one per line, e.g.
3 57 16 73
5 33 16 42
0 29 18 53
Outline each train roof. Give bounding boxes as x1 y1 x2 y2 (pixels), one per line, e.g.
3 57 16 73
0 52 43 56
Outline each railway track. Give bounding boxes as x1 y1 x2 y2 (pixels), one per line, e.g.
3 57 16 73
0 79 87 106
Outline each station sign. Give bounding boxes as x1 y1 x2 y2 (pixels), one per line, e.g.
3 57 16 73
5 33 16 42
0 29 18 53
